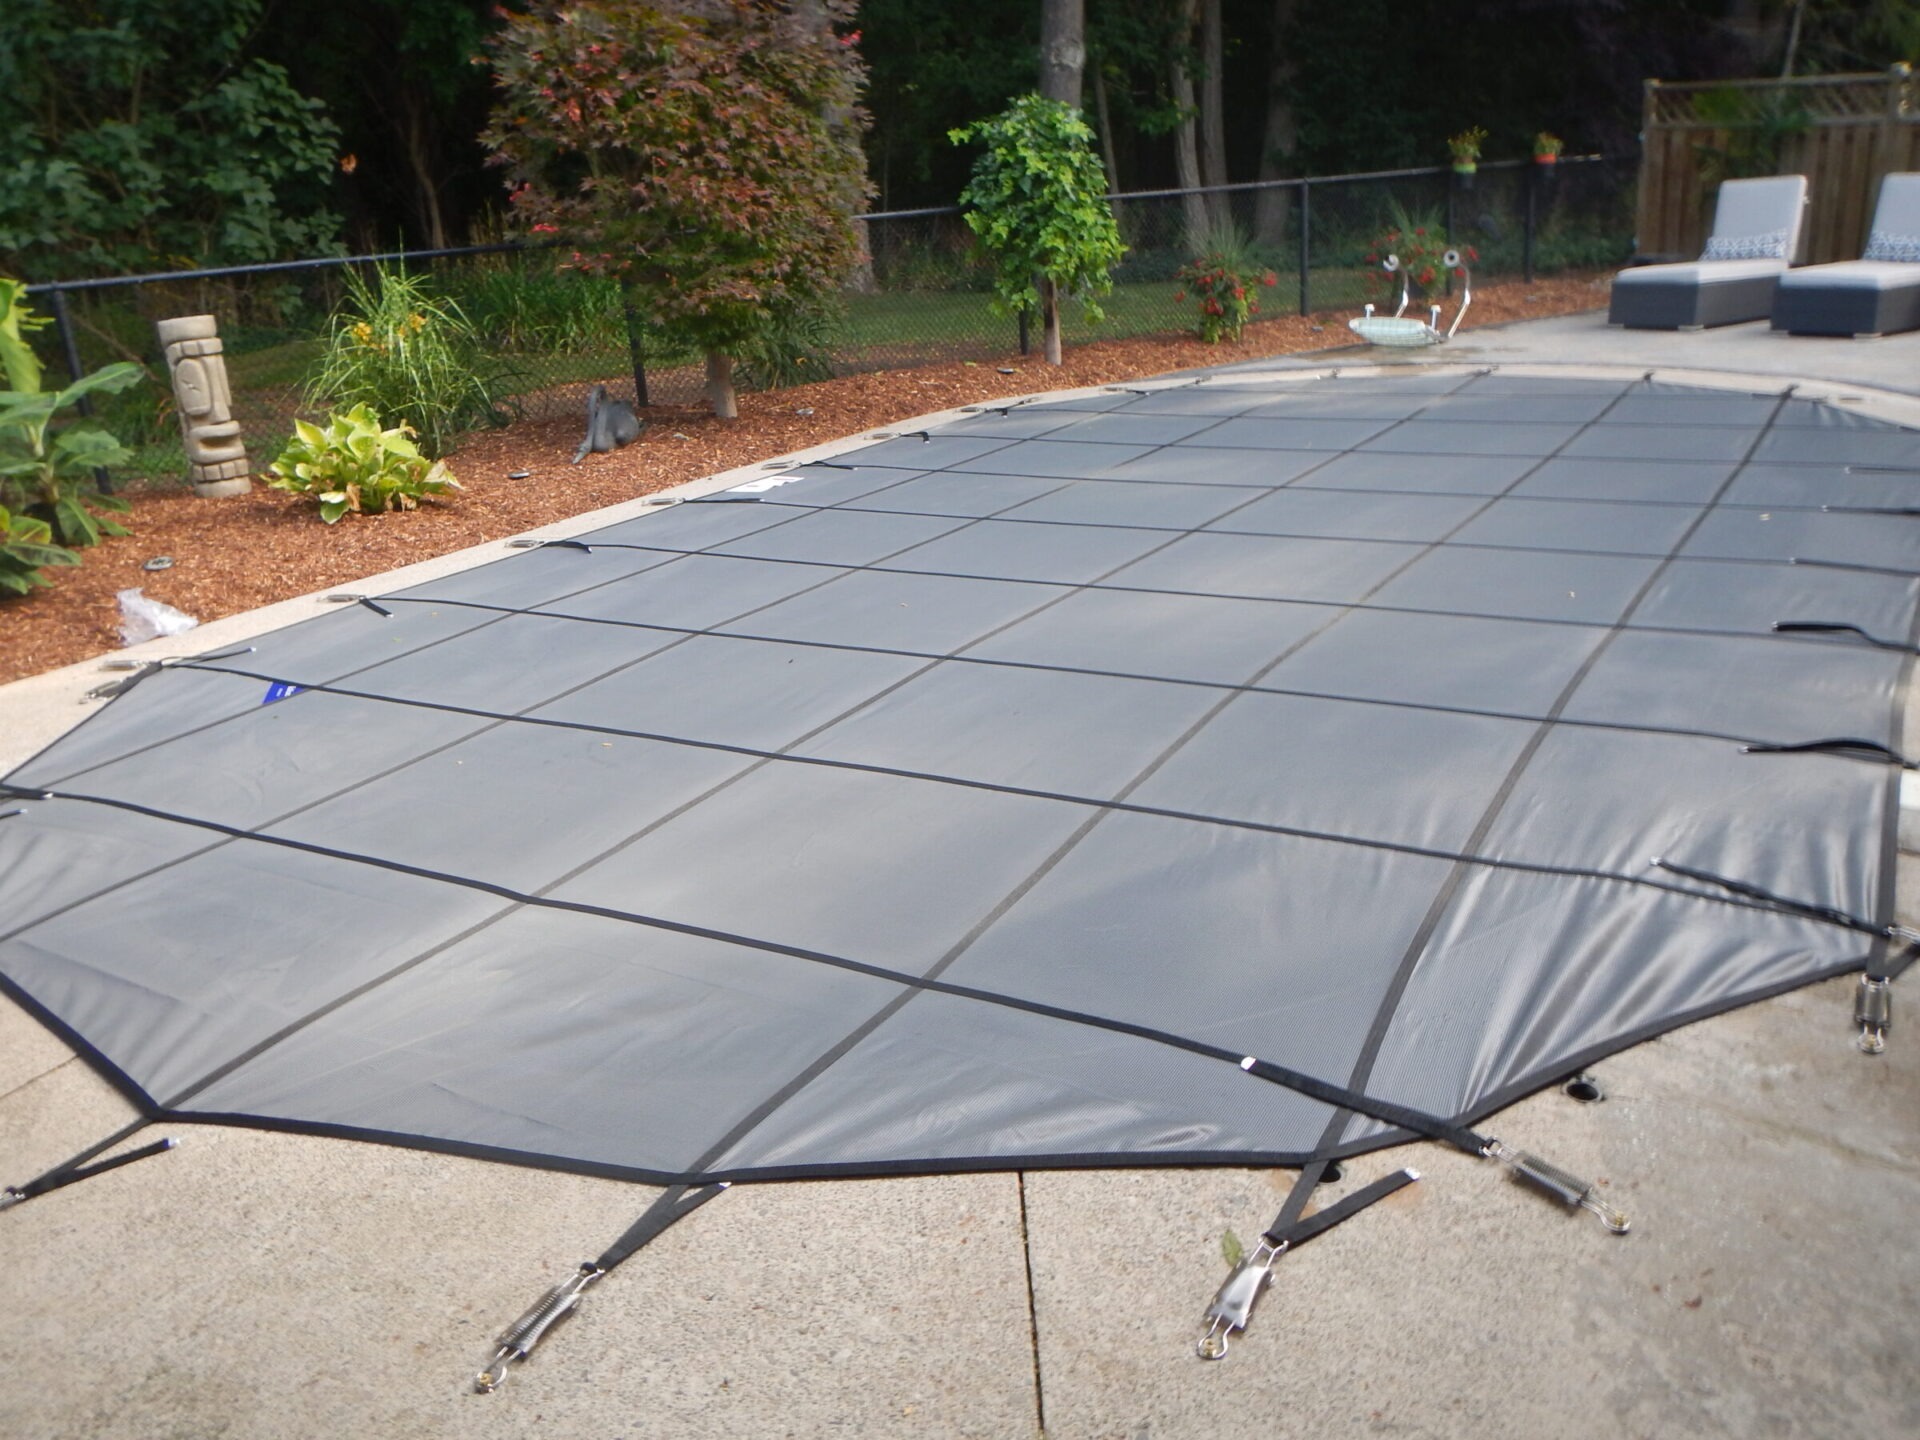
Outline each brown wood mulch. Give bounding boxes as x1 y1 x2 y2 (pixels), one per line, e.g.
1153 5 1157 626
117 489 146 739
0 274 1608 685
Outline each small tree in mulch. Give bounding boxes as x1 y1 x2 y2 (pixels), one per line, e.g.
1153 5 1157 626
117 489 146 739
950 94 1125 366
482 0 870 421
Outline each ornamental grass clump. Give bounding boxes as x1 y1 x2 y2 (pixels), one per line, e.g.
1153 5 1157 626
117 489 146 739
305 263 514 459
267 403 461 524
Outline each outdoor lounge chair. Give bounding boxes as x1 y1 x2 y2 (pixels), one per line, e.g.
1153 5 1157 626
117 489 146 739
1608 175 1808 329
1771 173 1920 338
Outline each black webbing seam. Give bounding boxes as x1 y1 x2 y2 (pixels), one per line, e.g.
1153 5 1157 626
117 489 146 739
247 591 1825 752
21 783 1489 1153
13 451 992 794
1263 1167 1420 1249
700 491 1889 570
1279 373 1773 1180
133 664 1881 918
479 535 1912 650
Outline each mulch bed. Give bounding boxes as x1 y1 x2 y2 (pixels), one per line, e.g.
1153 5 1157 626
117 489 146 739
0 273 1609 684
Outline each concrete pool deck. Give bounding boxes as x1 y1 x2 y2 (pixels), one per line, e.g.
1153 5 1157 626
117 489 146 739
3 309 1919 1438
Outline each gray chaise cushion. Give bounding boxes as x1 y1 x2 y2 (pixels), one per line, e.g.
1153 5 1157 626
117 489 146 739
1772 174 1920 337
1610 176 1808 329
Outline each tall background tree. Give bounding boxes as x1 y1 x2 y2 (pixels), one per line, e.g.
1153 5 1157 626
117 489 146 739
0 0 343 281
483 0 871 418
260 0 502 251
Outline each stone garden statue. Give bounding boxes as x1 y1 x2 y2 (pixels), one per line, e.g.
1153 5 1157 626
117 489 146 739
571 383 643 464
156 315 251 497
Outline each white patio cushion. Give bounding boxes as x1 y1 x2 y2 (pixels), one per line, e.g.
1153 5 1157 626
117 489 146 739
1615 257 1788 286
1776 260 1920 291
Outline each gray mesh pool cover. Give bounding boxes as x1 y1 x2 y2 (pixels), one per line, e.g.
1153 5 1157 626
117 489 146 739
4 372 1916 1194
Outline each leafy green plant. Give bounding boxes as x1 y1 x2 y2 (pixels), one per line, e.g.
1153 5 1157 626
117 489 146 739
0 279 142 555
266 403 461 524
951 94 1126 365
1448 126 1488 170
305 263 515 459
0 501 78 595
1174 220 1278 344
1533 131 1564 160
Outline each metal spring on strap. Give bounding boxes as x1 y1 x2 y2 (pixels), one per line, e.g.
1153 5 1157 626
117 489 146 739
1855 974 1893 1055
474 1264 603 1393
1484 1141 1630 1234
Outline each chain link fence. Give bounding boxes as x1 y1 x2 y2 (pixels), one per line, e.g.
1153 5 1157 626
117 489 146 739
25 157 1633 488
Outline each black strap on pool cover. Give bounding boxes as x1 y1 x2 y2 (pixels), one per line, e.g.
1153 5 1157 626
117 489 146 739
2 1118 175 1211
1263 1167 1420 1250
593 1181 731 1273
1771 620 1920 655
1742 737 1917 769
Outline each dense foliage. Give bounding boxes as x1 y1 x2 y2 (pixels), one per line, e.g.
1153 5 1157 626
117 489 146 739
0 280 140 588
951 95 1124 363
483 0 871 416
0 1 342 279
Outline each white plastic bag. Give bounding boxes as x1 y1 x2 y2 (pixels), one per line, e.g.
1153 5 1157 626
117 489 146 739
117 587 199 647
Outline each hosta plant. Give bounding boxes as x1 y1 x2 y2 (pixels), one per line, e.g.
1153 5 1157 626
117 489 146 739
0 501 79 596
267 404 461 524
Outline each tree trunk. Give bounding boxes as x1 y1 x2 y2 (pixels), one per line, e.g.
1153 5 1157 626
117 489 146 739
1253 0 1299 247
1170 2 1209 250
401 93 448 251
1090 51 1125 240
1039 0 1085 108
705 351 738 419
1042 278 1062 365
1199 0 1228 231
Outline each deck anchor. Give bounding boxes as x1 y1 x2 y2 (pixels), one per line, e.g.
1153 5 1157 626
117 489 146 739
1196 1239 1284 1360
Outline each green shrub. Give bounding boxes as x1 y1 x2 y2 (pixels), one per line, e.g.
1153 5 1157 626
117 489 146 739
449 256 623 357
304 263 517 459
267 403 462 524
0 502 78 596
0 278 141 555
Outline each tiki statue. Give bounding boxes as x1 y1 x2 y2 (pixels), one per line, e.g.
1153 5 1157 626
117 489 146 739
156 315 251 497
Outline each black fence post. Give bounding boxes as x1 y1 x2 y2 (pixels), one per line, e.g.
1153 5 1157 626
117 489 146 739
621 302 651 408
1523 164 1538 284
47 287 114 495
1018 309 1030 356
1297 179 1311 317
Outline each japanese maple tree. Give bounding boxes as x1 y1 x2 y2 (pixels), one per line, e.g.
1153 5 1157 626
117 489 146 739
483 0 870 418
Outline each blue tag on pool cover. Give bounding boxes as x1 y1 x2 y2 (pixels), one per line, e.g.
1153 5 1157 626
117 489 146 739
262 681 306 705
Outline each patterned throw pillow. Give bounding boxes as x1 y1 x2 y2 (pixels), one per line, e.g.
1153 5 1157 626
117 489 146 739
1701 229 1791 261
1863 230 1920 263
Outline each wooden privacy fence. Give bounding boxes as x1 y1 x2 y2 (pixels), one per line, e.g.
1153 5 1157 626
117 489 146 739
1636 65 1920 263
